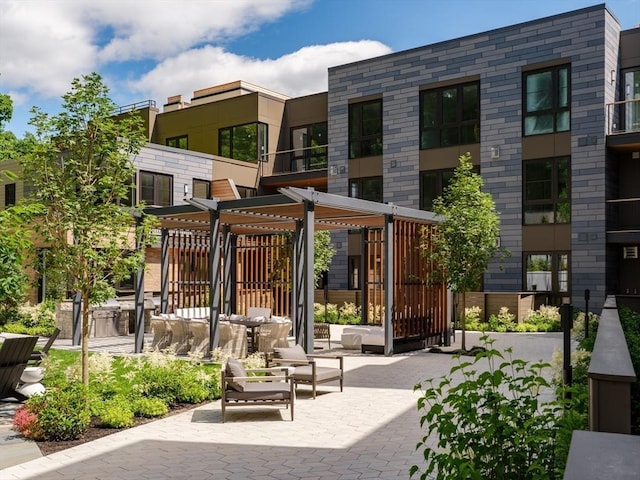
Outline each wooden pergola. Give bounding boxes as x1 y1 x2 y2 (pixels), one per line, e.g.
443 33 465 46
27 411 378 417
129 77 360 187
136 187 447 356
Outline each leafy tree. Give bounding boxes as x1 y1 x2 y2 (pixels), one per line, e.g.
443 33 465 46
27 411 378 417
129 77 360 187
19 73 157 385
313 230 336 287
420 153 505 350
0 204 42 322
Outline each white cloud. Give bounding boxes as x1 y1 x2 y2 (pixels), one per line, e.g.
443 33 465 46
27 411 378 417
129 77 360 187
128 41 393 104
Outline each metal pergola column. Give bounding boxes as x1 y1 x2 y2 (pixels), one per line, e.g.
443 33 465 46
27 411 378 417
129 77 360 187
360 227 368 325
293 220 304 344
134 216 146 354
160 229 169 314
302 201 315 353
208 209 222 354
222 225 236 316
383 214 394 356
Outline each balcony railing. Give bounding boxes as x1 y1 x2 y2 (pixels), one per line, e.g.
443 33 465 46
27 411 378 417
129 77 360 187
607 197 640 232
606 98 640 135
114 100 157 115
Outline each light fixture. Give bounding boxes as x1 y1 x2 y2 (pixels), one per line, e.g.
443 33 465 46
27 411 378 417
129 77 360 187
183 184 189 197
610 69 616 85
390 160 397 168
329 166 338 176
490 146 500 159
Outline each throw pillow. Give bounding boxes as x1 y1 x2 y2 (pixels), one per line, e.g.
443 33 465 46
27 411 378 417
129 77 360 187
225 357 247 392
274 344 308 361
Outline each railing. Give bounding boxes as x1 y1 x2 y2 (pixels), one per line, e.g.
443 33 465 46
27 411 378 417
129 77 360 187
606 198 640 232
606 98 640 135
114 100 157 115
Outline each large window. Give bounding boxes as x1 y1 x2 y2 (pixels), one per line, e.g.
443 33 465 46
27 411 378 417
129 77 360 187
219 122 267 162
349 100 382 158
193 179 211 199
523 65 570 136
420 82 479 149
4 183 16 206
525 252 569 297
166 135 188 150
291 122 328 171
349 176 383 203
523 157 570 224
140 171 172 206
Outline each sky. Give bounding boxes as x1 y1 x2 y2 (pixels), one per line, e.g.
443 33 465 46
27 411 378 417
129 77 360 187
1 0 639 137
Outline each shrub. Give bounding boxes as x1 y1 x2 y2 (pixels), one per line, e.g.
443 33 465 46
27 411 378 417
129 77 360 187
412 335 569 479
525 305 561 332
98 395 134 428
339 302 361 324
12 405 43 440
313 302 339 323
25 382 91 441
132 397 169 418
1 302 56 336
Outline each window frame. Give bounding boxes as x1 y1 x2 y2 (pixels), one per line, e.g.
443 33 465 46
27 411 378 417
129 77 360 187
524 251 570 300
348 99 383 159
139 170 173 207
523 64 570 136
166 135 188 150
523 156 570 225
4 183 16 207
348 176 383 203
419 166 480 211
218 122 268 162
290 122 328 171
419 81 480 149
192 178 211 199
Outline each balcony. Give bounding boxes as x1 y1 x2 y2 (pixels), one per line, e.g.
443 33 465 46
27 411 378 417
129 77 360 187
114 100 157 115
606 98 640 151
607 197 640 243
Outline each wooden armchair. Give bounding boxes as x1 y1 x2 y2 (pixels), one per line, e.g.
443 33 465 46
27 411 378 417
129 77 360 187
0 335 39 402
268 344 343 399
221 357 294 422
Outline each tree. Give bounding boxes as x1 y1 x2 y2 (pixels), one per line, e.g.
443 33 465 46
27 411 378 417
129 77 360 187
313 230 336 287
19 73 157 385
420 153 505 351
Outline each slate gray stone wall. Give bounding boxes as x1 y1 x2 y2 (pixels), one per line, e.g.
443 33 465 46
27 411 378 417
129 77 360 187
327 5 620 307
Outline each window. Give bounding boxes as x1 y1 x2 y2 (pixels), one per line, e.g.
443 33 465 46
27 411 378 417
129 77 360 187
525 252 569 295
523 157 570 224
193 179 211 199
166 135 188 150
349 100 382 158
523 65 570 135
291 122 328 171
419 166 478 211
140 171 172 206
219 122 267 162
236 186 257 198
420 82 479 149
349 176 383 202
4 183 16 206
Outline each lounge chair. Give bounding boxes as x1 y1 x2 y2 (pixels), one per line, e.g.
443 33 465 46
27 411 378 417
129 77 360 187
220 357 294 422
268 344 344 399
29 327 60 366
0 335 39 402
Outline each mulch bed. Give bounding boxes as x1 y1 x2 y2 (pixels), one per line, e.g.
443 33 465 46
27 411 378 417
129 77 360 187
35 402 207 456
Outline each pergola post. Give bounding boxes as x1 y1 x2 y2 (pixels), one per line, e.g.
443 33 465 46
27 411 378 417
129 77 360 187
360 227 368 325
134 216 146 354
160 229 169 314
302 201 315 353
208 210 222 354
222 225 235 316
383 214 394 356
292 220 304 344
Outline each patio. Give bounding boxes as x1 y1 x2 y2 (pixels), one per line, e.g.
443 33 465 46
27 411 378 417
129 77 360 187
1 330 564 478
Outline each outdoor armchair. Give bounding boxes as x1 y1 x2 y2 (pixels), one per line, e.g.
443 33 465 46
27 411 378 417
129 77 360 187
29 327 60 366
218 322 248 358
220 357 294 422
268 344 343 399
0 335 39 402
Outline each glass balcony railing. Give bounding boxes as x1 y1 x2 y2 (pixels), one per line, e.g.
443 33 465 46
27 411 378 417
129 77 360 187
606 98 640 135
114 100 157 115
607 198 640 232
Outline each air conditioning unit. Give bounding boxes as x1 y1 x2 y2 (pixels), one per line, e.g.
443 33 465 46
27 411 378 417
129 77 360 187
623 246 638 259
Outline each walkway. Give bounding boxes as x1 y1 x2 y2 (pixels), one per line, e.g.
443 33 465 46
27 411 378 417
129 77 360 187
0 331 562 480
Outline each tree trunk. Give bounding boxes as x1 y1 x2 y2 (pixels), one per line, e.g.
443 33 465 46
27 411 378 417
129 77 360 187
81 290 90 386
461 291 467 351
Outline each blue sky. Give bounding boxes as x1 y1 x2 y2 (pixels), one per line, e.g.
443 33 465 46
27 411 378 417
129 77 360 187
1 0 639 137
